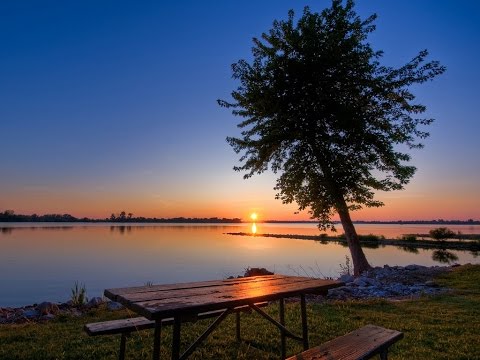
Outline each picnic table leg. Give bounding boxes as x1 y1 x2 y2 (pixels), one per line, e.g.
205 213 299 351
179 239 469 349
235 311 241 341
172 316 181 360
279 298 286 359
300 294 309 350
153 320 162 360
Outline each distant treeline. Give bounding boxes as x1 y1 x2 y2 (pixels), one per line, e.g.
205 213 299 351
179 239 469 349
265 219 480 225
0 210 242 223
0 210 477 225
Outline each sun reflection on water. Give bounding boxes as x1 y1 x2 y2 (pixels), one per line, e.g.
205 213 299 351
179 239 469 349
251 223 257 234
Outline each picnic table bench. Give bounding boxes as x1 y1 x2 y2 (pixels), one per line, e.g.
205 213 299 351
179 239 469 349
101 275 343 359
84 302 268 360
286 324 404 360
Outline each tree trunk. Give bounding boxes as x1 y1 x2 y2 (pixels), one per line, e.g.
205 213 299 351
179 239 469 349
337 205 371 276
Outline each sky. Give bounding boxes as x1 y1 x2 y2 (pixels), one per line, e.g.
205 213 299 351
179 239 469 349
0 0 479 221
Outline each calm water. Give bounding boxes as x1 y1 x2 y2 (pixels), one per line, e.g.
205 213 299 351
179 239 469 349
0 222 478 307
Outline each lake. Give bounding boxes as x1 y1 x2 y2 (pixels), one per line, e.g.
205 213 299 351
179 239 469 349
0 222 478 307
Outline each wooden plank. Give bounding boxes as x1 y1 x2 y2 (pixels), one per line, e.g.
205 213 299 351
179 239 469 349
125 279 342 320
118 276 320 303
84 302 269 336
286 325 403 360
105 275 289 299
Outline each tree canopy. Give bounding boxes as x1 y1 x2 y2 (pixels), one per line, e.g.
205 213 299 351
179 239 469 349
219 0 445 274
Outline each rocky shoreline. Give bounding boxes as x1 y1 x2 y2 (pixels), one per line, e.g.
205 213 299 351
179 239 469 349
0 264 459 325
326 264 451 300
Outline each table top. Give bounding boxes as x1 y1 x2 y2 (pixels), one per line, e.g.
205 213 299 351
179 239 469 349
104 275 343 320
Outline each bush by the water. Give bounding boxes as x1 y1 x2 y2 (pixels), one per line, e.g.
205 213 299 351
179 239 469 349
401 234 417 242
359 233 385 242
429 227 456 241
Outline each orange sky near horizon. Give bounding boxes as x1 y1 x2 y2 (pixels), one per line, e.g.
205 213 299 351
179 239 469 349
2 177 478 222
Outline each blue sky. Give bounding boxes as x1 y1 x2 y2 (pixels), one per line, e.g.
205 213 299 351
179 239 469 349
0 1 479 220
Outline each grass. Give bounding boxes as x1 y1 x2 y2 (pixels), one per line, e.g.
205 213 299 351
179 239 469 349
1 264 479 359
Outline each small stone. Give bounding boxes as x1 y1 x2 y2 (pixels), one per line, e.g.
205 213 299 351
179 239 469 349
107 301 124 311
424 281 439 287
22 308 40 319
86 297 104 308
353 277 368 287
244 267 274 277
40 314 56 321
37 302 60 315
339 274 354 283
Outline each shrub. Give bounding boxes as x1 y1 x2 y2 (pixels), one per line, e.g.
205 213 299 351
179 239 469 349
401 234 417 242
71 281 88 306
359 233 383 242
429 227 456 241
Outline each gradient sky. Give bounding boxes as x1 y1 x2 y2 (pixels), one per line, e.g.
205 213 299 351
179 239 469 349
1 1 479 221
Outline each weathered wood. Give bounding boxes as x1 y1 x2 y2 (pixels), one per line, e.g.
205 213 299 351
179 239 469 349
105 277 342 320
105 275 285 298
117 276 313 304
84 303 268 336
286 325 404 360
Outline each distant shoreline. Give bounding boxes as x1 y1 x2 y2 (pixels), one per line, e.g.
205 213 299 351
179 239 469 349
0 220 479 225
0 210 479 225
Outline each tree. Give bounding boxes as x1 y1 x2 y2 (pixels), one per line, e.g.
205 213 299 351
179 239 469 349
429 227 455 241
218 0 445 275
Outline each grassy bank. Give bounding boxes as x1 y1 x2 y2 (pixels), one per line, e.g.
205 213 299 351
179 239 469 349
1 265 479 359
227 232 480 251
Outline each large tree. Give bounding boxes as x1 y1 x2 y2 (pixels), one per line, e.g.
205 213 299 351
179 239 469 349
218 0 445 275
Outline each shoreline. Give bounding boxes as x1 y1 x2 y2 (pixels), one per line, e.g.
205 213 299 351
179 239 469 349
226 232 480 251
0 264 459 323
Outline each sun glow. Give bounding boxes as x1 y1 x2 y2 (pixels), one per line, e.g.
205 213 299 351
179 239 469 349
250 212 258 221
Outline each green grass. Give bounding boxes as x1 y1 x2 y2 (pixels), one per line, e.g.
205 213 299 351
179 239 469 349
1 264 480 359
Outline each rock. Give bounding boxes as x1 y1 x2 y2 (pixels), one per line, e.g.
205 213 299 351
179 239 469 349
86 297 104 308
37 302 60 315
326 264 449 301
244 267 274 277
40 314 56 321
22 308 40 319
353 277 368 287
69 308 83 317
339 274 354 283
405 264 426 271
107 301 124 311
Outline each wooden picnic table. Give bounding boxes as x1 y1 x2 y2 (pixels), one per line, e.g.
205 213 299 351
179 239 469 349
104 275 343 360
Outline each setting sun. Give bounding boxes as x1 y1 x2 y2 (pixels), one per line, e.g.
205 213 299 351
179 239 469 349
250 213 258 221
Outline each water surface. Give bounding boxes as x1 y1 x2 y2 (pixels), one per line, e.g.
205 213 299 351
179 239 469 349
0 223 478 307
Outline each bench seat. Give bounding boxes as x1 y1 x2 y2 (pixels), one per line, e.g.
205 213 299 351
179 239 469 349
286 325 403 360
85 302 268 360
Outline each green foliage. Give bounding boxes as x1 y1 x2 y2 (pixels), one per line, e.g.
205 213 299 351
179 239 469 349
71 281 88 307
219 0 445 232
429 227 456 240
358 234 384 242
401 234 417 242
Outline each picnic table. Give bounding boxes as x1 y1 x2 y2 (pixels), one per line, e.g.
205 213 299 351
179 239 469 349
104 274 343 360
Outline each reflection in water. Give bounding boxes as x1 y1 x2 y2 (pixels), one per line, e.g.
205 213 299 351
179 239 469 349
432 250 459 264
110 226 132 234
397 246 420 254
251 223 257 234
1 227 13 235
